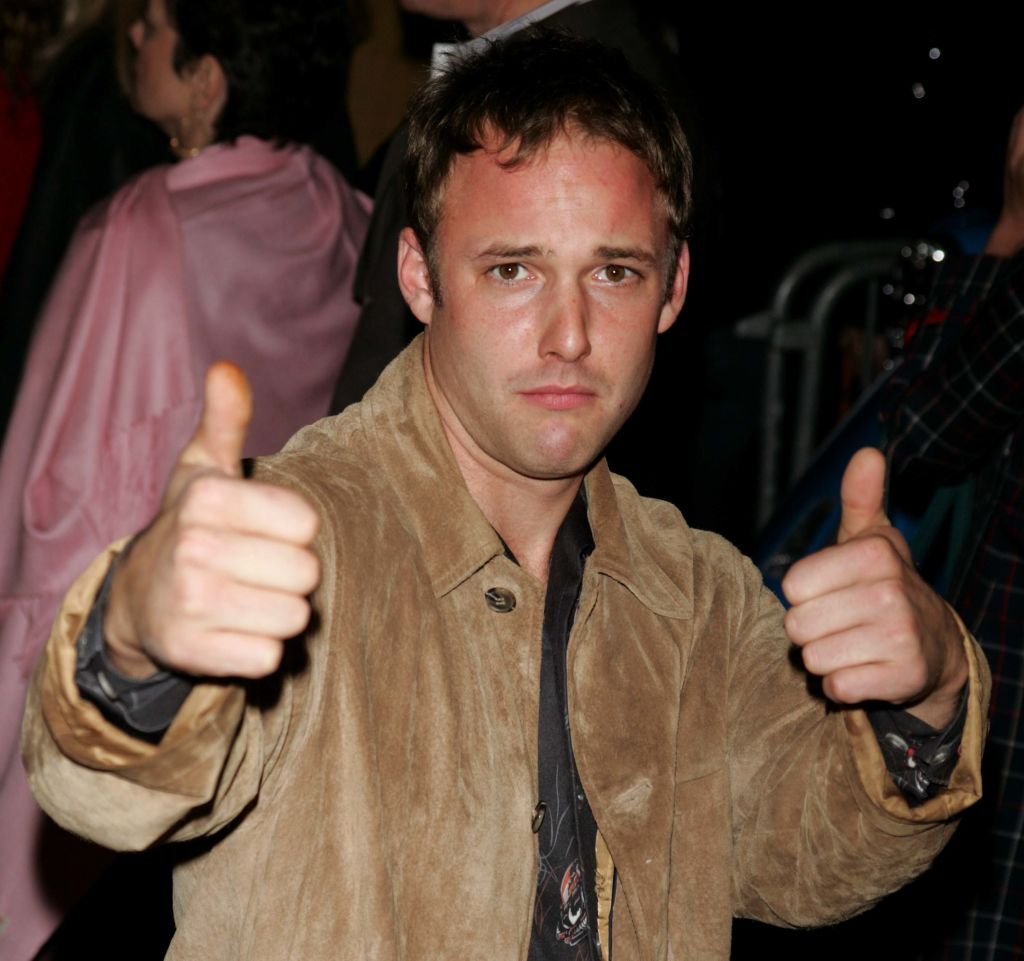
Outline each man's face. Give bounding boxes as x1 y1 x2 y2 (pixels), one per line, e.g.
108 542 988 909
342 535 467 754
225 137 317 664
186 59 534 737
399 132 688 488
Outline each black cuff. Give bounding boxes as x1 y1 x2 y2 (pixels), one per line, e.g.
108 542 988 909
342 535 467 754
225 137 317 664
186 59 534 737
868 685 968 806
75 559 194 743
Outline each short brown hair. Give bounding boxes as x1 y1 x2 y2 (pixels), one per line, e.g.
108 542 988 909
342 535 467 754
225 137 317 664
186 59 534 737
403 28 694 300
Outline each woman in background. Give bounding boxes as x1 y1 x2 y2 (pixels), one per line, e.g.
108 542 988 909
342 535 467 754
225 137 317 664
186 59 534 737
0 2 370 958
0 0 172 443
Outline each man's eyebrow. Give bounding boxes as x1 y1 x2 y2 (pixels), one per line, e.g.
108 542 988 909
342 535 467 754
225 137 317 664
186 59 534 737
594 246 660 267
473 244 546 261
472 244 661 266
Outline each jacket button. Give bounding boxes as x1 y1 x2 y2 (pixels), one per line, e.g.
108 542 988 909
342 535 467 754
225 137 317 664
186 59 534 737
484 586 516 613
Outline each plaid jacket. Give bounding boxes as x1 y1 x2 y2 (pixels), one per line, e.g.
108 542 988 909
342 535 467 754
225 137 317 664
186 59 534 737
883 251 1024 960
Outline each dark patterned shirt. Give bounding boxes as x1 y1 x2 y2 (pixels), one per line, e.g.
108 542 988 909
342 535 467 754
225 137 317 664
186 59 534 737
884 250 1024 959
529 492 599 961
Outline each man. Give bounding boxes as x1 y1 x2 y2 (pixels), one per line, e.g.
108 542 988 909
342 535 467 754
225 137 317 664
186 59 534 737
878 106 1024 960
24 33 985 961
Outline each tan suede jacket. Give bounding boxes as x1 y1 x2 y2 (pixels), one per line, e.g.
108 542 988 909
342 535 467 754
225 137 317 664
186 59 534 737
23 339 988 961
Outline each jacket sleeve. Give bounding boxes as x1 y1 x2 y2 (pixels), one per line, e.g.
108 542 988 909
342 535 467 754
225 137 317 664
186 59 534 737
21 538 295 851
723 547 988 927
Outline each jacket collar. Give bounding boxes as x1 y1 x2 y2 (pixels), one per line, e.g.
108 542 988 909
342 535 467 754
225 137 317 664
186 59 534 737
349 337 691 618
584 466 692 619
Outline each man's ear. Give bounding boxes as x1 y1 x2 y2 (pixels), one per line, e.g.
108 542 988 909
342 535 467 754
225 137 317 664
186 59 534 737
397 227 435 326
657 240 690 334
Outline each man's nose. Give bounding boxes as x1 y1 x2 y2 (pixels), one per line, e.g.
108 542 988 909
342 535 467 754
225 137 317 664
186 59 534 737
539 282 591 362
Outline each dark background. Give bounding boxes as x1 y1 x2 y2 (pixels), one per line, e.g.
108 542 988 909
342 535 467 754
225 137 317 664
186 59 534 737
674 17 1020 547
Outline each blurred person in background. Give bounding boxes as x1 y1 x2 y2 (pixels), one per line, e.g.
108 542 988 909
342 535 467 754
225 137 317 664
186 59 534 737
880 106 1024 961
0 0 172 445
0 0 368 446
0 1 370 957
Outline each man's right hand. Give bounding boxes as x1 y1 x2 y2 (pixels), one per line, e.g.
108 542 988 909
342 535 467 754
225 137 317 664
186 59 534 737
103 363 321 680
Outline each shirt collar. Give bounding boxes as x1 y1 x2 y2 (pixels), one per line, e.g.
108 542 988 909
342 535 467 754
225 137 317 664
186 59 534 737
431 0 592 75
316 336 691 618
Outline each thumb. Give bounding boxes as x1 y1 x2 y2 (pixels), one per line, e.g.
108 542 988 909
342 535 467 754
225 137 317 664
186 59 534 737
180 362 253 477
837 447 889 544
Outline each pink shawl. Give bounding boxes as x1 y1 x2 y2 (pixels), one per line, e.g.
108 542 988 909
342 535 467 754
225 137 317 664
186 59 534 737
0 136 370 960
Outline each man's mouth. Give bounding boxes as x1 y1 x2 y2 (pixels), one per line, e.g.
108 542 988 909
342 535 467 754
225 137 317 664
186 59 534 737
518 386 596 411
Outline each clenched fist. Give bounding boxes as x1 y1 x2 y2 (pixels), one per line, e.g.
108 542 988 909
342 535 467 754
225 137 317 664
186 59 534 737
782 448 967 728
103 363 321 680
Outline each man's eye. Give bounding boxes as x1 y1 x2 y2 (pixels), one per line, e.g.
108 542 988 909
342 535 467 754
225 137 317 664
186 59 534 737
489 263 529 283
596 264 637 283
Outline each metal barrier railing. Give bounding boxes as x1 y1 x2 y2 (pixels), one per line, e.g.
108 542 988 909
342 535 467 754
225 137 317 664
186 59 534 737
736 240 910 528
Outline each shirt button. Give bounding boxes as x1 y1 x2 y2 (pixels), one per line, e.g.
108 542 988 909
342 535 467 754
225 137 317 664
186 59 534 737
484 586 516 613
532 801 547 833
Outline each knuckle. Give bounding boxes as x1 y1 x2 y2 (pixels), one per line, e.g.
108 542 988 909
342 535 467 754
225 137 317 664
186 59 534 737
181 474 229 521
176 644 212 677
296 550 320 594
259 487 319 544
871 577 905 611
780 567 801 603
299 502 320 543
173 566 215 619
159 630 205 675
173 526 215 567
827 672 857 704
183 643 228 678
800 642 823 676
284 596 312 636
857 534 889 566
236 640 285 678
260 641 286 675
867 534 902 572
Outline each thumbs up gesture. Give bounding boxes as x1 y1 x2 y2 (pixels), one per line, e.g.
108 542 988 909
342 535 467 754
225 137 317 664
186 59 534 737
102 363 321 680
782 448 967 728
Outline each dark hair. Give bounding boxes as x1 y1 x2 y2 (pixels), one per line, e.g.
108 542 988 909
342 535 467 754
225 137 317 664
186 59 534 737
165 0 365 145
403 28 693 295
1 0 62 93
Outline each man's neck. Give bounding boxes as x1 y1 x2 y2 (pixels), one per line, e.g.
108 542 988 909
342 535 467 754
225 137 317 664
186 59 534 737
421 348 583 584
456 450 582 585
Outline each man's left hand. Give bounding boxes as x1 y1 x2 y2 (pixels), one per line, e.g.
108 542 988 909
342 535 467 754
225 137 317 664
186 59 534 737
782 447 968 728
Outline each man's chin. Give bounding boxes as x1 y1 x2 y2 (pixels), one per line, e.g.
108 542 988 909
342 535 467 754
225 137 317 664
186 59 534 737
512 446 605 483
